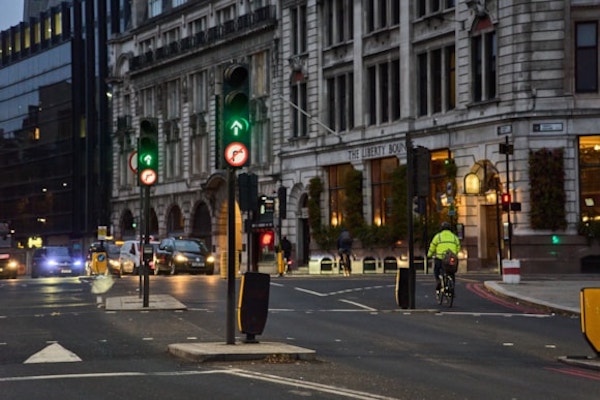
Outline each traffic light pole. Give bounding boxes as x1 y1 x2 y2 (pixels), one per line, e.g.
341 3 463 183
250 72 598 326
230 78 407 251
226 167 236 345
504 136 512 260
137 118 158 307
406 138 416 309
143 185 150 308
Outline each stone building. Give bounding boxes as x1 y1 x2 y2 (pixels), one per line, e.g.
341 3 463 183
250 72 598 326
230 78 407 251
107 0 600 274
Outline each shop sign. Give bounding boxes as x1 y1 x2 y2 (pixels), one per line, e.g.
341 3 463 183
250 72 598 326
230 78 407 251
347 141 407 161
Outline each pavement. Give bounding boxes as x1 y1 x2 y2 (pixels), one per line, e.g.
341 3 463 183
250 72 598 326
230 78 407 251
99 274 600 370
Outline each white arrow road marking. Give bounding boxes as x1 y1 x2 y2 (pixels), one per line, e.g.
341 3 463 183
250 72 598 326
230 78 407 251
24 342 82 364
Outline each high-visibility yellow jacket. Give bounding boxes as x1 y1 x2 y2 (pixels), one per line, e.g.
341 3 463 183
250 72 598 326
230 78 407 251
427 229 461 260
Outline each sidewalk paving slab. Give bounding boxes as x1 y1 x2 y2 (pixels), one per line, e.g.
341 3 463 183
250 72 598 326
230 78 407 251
483 280 585 315
558 356 600 371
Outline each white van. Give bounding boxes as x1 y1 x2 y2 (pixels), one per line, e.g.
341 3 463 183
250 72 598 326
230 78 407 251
119 240 141 275
119 240 159 275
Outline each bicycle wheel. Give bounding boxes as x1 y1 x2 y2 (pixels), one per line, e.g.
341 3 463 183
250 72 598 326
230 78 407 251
437 276 444 305
447 276 455 307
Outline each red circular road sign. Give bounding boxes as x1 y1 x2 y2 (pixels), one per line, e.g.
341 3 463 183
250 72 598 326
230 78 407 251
224 142 248 167
139 168 157 185
128 151 138 173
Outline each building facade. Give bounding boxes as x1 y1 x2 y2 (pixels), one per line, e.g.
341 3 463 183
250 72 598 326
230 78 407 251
107 0 600 273
0 1 115 252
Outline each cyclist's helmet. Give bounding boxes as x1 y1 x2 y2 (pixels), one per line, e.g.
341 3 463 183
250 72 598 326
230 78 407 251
441 222 451 230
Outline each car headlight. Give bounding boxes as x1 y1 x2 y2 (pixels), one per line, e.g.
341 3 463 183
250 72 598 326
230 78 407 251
48 259 58 266
8 260 18 270
174 253 188 263
206 255 215 263
73 259 83 267
109 259 120 267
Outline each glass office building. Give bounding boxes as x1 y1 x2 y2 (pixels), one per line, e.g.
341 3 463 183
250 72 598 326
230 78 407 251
0 1 114 248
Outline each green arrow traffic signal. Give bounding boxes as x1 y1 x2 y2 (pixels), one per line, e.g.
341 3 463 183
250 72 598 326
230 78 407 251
138 118 158 185
227 118 249 137
221 63 250 167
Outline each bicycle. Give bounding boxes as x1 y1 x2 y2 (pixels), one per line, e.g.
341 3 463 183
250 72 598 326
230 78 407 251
339 250 351 276
437 263 457 307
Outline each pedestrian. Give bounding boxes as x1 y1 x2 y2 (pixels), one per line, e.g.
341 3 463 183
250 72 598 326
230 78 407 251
281 236 292 272
427 222 461 294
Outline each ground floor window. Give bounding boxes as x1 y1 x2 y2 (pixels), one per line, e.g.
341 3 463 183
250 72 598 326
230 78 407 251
328 164 354 226
579 135 600 222
371 157 398 226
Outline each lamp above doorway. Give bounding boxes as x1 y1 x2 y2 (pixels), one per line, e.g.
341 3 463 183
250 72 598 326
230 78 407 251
464 172 481 195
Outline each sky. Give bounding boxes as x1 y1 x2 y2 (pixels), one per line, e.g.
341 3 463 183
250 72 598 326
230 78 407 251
0 0 25 31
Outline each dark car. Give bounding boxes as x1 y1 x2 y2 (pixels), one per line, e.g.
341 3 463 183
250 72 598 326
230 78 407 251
0 252 19 279
31 246 84 278
154 238 215 275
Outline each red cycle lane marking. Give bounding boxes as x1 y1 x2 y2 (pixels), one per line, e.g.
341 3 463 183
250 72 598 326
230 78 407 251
465 282 547 314
545 367 600 381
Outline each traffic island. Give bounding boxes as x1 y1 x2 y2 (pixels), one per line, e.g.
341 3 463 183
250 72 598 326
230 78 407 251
168 341 316 363
105 294 187 310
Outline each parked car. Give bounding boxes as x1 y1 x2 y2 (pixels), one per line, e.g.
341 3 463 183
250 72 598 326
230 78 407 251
119 240 159 275
31 246 84 278
155 237 215 275
0 252 19 279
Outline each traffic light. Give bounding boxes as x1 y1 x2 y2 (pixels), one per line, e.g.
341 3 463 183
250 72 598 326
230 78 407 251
413 146 430 197
501 192 511 212
278 186 287 219
222 63 250 167
138 118 159 186
413 196 426 215
238 173 258 212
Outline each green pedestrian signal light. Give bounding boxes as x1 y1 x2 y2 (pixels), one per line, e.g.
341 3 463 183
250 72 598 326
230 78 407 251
138 118 159 186
222 63 250 167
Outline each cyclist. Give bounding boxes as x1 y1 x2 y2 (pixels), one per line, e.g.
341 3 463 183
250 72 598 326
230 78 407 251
427 222 461 295
337 228 353 276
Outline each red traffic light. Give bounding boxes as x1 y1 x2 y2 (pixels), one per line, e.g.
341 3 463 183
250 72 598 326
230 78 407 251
501 193 511 212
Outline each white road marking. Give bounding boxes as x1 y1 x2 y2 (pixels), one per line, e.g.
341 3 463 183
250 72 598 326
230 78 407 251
225 368 398 400
436 311 552 318
23 343 82 364
339 299 377 311
294 287 328 297
0 369 399 399
294 284 396 298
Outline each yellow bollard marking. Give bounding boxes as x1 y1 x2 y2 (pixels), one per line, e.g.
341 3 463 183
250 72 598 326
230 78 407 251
580 287 600 355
